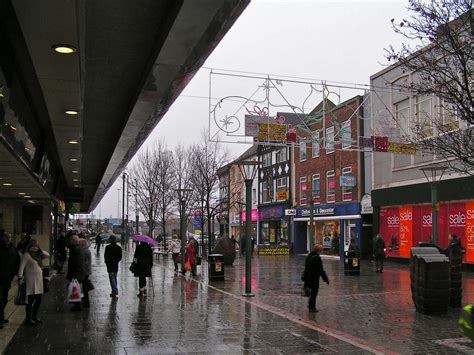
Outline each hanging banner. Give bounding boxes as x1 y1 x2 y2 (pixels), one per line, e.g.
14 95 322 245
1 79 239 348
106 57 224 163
466 202 474 263
387 142 417 155
399 207 413 258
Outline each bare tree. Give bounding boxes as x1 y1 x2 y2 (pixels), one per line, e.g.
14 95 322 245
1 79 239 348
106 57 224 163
128 147 161 236
189 131 229 254
154 141 175 250
385 1 473 173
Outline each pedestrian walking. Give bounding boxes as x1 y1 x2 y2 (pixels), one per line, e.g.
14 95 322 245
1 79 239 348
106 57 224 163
95 232 102 254
444 233 464 307
373 233 386 273
104 235 122 298
184 236 198 276
67 235 85 311
54 233 67 274
79 239 92 308
168 235 181 272
0 230 20 329
133 241 153 297
17 239 49 325
301 244 329 312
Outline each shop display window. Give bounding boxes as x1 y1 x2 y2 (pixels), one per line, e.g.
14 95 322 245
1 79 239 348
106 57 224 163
316 220 340 254
260 221 287 245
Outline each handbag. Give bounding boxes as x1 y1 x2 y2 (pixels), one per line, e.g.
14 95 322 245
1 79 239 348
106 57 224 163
185 260 191 271
67 279 83 303
301 285 311 297
14 281 27 306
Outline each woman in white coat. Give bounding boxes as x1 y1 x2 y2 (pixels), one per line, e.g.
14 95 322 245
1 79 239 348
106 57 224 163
18 239 49 325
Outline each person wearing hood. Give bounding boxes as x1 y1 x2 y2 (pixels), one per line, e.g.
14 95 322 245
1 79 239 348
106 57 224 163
17 239 49 325
79 239 92 308
67 235 85 311
0 230 20 328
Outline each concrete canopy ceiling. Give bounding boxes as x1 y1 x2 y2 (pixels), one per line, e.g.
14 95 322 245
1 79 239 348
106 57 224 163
5 0 249 212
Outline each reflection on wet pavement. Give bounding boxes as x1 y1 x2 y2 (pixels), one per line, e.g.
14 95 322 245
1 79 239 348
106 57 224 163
4 245 473 354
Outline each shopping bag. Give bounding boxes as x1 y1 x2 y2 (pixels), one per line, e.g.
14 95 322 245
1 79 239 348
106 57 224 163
301 285 311 297
14 282 27 306
185 260 191 271
67 279 83 303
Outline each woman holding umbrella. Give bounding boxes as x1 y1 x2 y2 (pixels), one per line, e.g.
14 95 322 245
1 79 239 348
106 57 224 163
133 241 153 297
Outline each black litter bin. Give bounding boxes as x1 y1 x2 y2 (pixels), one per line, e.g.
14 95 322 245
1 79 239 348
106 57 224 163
344 249 360 275
208 254 224 281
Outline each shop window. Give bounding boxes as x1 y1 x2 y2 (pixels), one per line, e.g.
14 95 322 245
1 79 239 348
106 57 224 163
299 176 307 205
312 131 320 157
326 126 335 154
299 140 307 161
341 119 352 149
312 174 320 205
260 221 287 245
341 167 353 202
326 170 335 203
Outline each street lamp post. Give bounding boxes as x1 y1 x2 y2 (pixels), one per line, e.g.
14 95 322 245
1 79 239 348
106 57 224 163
238 160 260 297
420 166 447 245
175 188 192 273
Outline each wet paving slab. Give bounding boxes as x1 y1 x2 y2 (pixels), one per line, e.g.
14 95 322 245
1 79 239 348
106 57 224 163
4 245 474 354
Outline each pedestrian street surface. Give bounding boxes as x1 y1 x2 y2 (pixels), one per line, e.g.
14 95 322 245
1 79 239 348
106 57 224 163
4 244 474 354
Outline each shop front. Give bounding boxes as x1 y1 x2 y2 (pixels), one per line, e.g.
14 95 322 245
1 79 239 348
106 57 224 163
258 205 290 255
379 201 474 264
293 202 362 257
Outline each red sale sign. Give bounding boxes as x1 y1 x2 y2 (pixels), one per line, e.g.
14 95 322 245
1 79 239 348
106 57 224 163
379 201 474 264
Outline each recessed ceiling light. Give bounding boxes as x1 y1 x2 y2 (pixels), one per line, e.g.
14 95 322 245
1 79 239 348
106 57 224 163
2 183 12 186
74 184 79 187
68 140 79 144
18 192 26 195
24 195 31 198
52 45 77 54
73 178 79 182
72 170 79 174
69 158 78 162
28 200 35 204
10 125 16 131
65 110 79 115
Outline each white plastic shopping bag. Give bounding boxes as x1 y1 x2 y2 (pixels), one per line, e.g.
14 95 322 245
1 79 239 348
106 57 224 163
67 278 83 303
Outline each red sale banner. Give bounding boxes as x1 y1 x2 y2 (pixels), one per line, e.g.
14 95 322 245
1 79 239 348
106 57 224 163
466 202 474 263
399 207 413 258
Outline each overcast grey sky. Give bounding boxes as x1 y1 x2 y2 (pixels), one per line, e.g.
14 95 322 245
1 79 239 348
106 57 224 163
91 0 413 220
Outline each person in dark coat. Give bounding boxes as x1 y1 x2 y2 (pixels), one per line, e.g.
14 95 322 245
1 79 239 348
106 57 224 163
104 235 122 298
133 242 153 297
0 230 20 328
16 233 31 255
444 233 463 307
373 233 386 273
55 234 67 273
95 233 102 254
67 235 85 311
301 244 329 312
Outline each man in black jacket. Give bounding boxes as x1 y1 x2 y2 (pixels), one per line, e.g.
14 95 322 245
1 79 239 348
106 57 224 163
104 235 122 298
0 230 20 328
373 233 386 273
302 244 329 312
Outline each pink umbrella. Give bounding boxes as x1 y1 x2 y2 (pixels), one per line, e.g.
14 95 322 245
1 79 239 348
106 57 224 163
132 234 158 247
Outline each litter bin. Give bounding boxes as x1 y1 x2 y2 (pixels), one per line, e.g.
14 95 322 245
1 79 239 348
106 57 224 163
410 247 450 315
344 249 360 275
208 254 224 281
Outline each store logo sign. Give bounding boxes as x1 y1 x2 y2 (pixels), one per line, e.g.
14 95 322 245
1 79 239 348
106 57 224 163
300 207 335 217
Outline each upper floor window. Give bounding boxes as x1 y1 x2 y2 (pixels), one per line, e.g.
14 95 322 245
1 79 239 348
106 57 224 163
341 167 353 202
341 120 352 149
326 127 335 154
299 141 307 161
395 99 411 137
437 98 459 131
326 170 335 203
275 148 287 163
299 176 307 205
312 131 320 157
415 95 433 137
312 174 321 205
262 153 272 167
